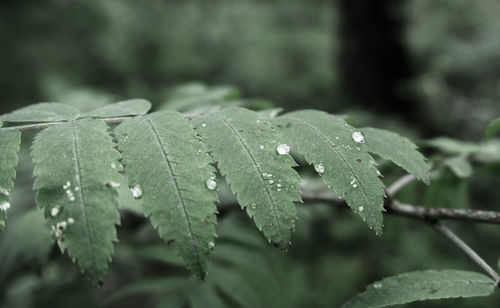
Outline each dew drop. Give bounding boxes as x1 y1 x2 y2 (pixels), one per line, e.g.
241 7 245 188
352 184 358 188
108 181 121 188
315 163 325 174
373 283 383 290
276 144 290 155
111 162 117 169
208 242 215 249
358 206 364 212
202 123 207 127
0 201 10 212
67 217 75 224
51 206 60 217
130 184 143 198
250 203 257 209
206 177 217 190
260 145 264 150
268 180 274 184
352 131 365 143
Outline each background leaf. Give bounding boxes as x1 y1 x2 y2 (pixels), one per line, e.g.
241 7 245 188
341 270 495 308
0 103 80 123
80 99 151 118
485 117 500 139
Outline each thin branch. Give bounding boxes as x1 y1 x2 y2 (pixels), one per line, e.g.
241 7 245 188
387 201 500 224
386 173 416 195
431 222 500 284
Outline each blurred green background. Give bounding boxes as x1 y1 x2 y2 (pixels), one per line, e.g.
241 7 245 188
1 0 500 307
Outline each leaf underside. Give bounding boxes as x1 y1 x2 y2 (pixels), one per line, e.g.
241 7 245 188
116 110 218 279
361 127 431 184
193 107 302 250
341 270 495 308
32 119 121 283
273 110 385 234
0 130 21 230
80 99 152 119
0 103 80 123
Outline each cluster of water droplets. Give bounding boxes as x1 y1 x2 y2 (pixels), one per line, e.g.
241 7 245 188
63 181 76 202
350 177 358 189
49 204 75 239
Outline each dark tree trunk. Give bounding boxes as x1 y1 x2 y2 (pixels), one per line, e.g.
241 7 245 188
337 0 419 122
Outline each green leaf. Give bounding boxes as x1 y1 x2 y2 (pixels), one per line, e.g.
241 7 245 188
162 83 240 112
115 110 218 279
485 117 500 139
80 99 151 118
273 110 385 234
444 155 473 178
341 270 495 308
361 127 430 184
424 137 481 155
31 119 122 283
0 130 21 231
0 103 80 123
194 107 301 250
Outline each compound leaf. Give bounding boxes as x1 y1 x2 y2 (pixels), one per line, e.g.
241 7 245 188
194 107 301 250
341 270 495 308
32 119 122 283
115 110 218 279
0 130 21 230
361 127 431 184
273 110 385 234
0 103 80 123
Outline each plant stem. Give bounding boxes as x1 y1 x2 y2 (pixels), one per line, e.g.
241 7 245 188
431 222 500 284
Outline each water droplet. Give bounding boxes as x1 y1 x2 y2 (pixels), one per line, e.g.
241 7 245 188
108 181 121 188
314 163 325 174
111 162 117 169
202 123 206 127
250 203 257 209
268 180 274 184
0 202 10 211
57 221 67 231
352 131 365 143
373 283 383 290
206 177 217 190
208 242 215 249
67 217 75 224
130 184 143 198
276 144 290 155
256 120 261 123
51 206 60 217
352 184 358 188
277 184 282 188
260 145 264 150
335 136 339 140
376 170 382 176
358 206 364 212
